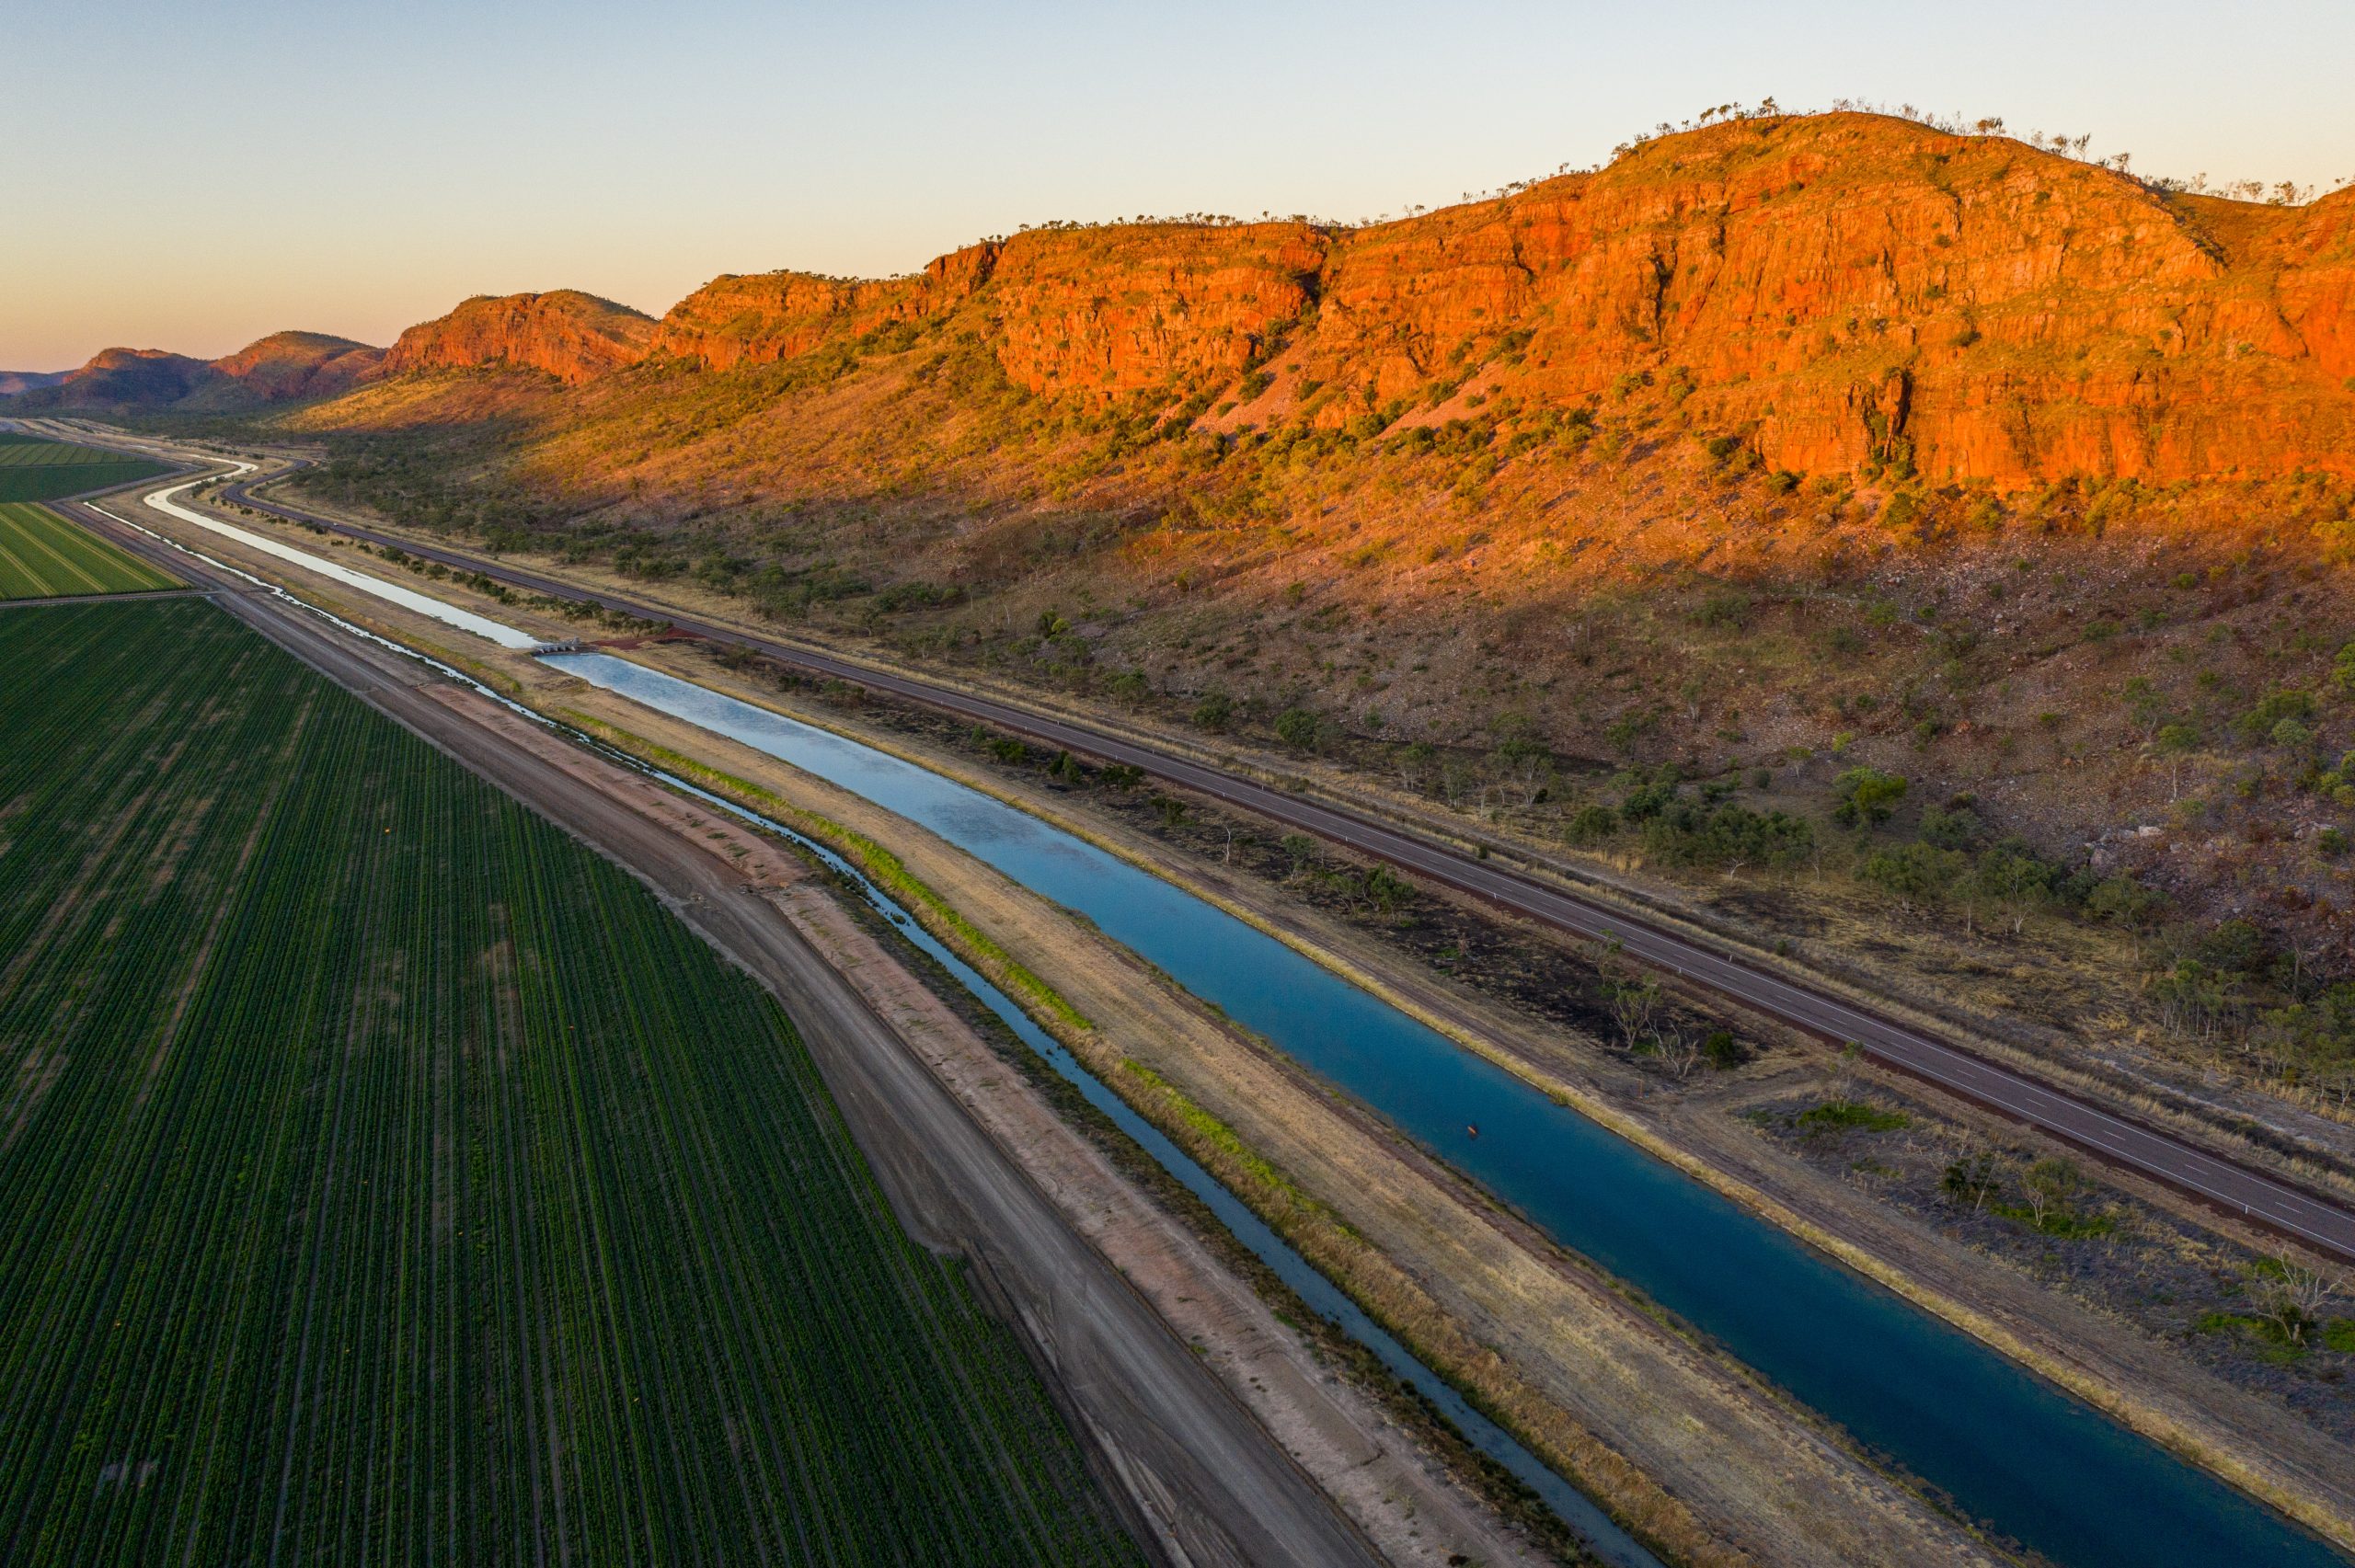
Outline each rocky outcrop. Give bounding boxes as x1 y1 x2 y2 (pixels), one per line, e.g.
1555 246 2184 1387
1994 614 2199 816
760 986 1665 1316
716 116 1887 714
650 245 999 370
381 292 656 384
982 223 1330 398
194 331 384 407
1266 115 2353 482
633 113 2355 483
252 114 2355 485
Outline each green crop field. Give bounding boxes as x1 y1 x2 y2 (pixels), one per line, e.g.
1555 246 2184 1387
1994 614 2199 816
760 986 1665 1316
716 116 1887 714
0 600 1142 1566
0 436 168 501
0 502 179 599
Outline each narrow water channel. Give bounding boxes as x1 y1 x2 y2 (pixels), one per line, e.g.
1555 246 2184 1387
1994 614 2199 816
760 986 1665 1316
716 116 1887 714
638 765 1662 1568
133 479 542 649
546 650 2348 1568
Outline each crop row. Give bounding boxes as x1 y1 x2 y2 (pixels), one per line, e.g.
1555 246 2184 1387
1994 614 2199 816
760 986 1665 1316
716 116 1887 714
0 503 180 600
0 600 1142 1566
0 439 142 466
0 464 168 504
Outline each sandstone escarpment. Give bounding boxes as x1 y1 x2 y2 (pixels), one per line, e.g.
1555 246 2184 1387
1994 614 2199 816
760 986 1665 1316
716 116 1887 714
335 113 2355 485
382 291 657 384
188 331 385 408
651 245 998 370
982 223 1330 398
1264 116 2352 483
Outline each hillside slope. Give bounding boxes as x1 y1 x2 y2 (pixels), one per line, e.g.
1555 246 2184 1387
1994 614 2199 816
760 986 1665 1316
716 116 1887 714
185 330 384 407
252 112 2355 1020
7 332 385 412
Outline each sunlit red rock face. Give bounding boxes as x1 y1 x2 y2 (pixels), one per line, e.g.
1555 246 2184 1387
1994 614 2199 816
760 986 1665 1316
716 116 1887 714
382 291 657 384
649 245 1000 370
1332 114 2355 485
649 223 1328 395
386 114 2355 484
980 223 1331 396
194 332 384 406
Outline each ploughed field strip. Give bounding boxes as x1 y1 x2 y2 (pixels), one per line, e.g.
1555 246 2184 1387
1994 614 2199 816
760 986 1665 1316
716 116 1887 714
0 434 168 503
0 600 1141 1567
0 503 179 600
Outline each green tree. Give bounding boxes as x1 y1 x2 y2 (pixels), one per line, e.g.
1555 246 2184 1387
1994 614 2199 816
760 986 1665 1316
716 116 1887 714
1274 707 1324 751
2020 1157 2090 1230
1564 804 1621 846
1362 864 1416 916
1859 841 1966 912
1941 1150 2001 1212
2121 675 2165 740
1832 766 1908 828
1491 717 1554 806
1396 740 1438 794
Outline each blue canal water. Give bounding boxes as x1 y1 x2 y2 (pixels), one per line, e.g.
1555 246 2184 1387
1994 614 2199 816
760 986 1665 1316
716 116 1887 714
547 652 2347 1568
634 763 1662 1568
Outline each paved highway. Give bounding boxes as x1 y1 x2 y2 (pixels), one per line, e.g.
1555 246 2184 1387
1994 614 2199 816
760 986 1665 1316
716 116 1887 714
116 454 2355 1265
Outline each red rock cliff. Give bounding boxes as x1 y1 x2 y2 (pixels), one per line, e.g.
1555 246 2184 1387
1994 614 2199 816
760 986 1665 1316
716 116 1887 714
382 292 657 384
650 245 999 369
385 114 2355 484
199 332 385 406
1278 114 2354 483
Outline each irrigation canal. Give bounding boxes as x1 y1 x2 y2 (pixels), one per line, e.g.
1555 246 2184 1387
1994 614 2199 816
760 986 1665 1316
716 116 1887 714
121 480 2348 1568
547 652 2349 1568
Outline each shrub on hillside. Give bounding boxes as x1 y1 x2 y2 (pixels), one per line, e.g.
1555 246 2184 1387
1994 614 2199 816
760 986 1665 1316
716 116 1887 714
1832 766 1909 828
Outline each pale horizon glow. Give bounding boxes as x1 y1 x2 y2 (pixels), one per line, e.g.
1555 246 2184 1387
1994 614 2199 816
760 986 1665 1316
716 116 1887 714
6 0 2352 369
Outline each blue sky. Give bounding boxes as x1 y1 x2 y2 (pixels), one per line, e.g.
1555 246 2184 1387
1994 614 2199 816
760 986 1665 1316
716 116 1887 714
5 0 2350 367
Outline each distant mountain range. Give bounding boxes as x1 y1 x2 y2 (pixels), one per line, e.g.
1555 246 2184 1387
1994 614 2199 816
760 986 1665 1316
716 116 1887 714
4 332 388 414
12 111 2352 481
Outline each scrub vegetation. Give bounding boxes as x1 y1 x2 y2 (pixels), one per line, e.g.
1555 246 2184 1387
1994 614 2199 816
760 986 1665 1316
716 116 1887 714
0 600 1140 1566
1753 1082 2355 1443
250 328 2355 1139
